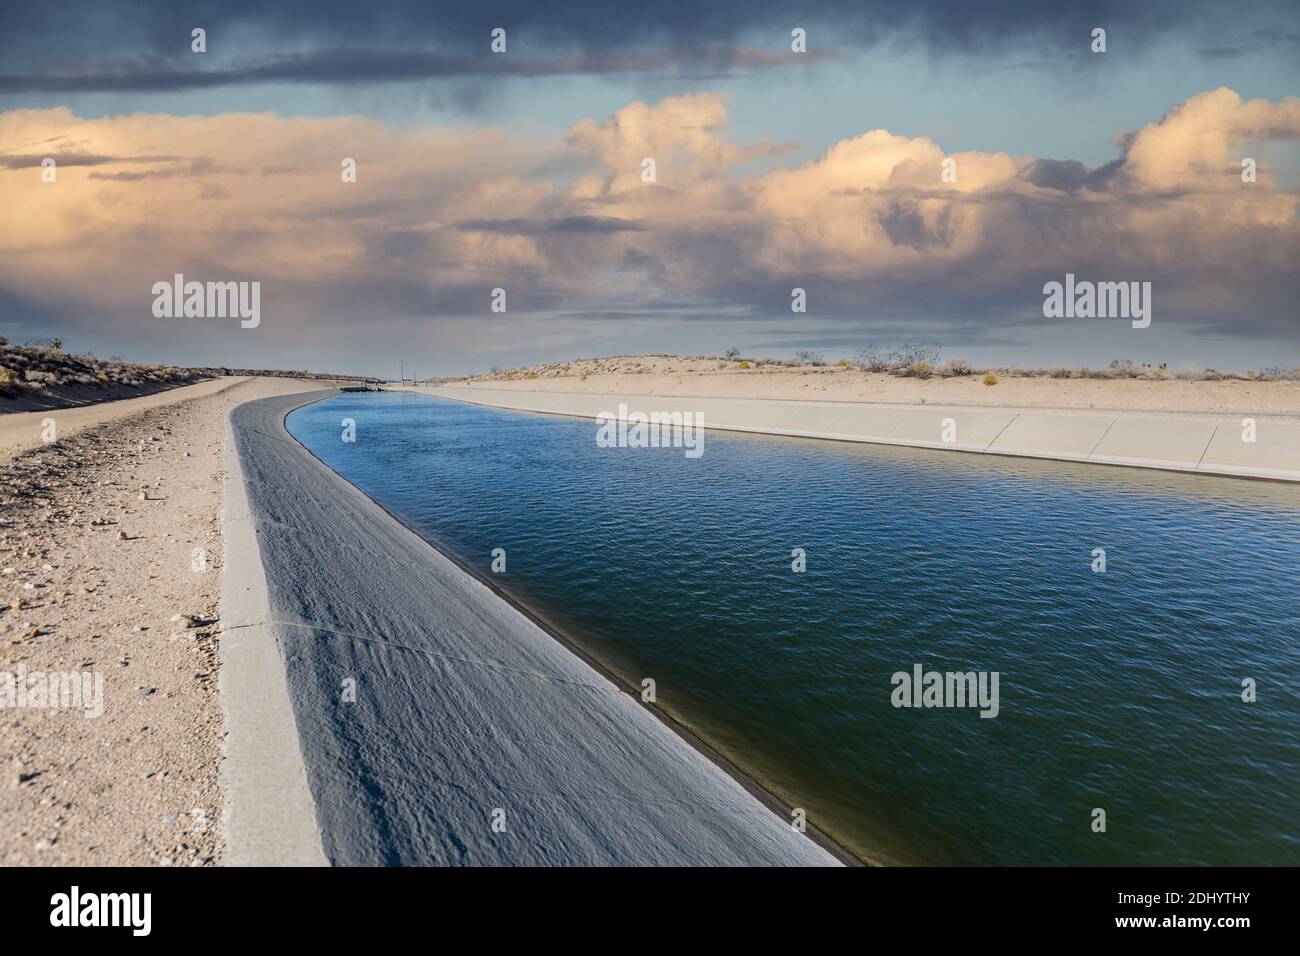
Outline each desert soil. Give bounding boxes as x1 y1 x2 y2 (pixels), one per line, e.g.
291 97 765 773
458 356 1300 421
0 376 328 865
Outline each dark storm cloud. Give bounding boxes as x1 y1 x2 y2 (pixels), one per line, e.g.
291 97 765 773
877 201 958 251
85 157 229 180
0 152 180 169
1 0 1291 92
0 48 838 94
1198 26 1300 58
1025 158 1123 192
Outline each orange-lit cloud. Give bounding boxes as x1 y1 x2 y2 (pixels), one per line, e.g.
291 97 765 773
1 88 1297 352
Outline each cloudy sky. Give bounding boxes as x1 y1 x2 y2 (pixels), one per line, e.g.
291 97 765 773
1 0 1297 375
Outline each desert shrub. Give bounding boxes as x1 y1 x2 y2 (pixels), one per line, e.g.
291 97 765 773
725 347 741 360
739 360 752 369
1049 367 1071 379
890 340 941 368
0 366 14 389
909 360 935 379
982 372 999 386
836 358 850 367
855 346 891 372
1107 359 1144 379
939 358 972 377
794 349 824 365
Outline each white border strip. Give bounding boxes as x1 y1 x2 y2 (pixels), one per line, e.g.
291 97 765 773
218 407 328 866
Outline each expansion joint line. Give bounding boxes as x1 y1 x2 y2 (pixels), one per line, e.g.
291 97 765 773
982 413 1020 452
1194 423 1221 473
307 738 792 823
1085 417 1118 460
220 617 616 694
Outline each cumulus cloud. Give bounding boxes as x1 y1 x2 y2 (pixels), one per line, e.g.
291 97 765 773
566 93 795 194
1 87 1297 358
547 89 1299 331
1116 87 1300 191
0 106 558 329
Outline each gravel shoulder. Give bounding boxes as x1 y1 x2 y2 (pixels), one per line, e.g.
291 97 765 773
0 376 331 865
0 377 248 464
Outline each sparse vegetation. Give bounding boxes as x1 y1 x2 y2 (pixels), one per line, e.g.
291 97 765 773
855 345 891 372
0 338 365 408
725 347 741 360
983 372 999 386
890 340 941 368
461 353 1299 387
850 340 945 375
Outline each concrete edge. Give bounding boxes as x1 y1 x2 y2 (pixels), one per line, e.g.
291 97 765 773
429 388 1300 483
218 400 329 866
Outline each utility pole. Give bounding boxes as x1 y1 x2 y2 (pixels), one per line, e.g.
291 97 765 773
400 361 404 385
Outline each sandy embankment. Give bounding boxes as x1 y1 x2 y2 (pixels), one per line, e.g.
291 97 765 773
452 356 1300 419
0 376 331 865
